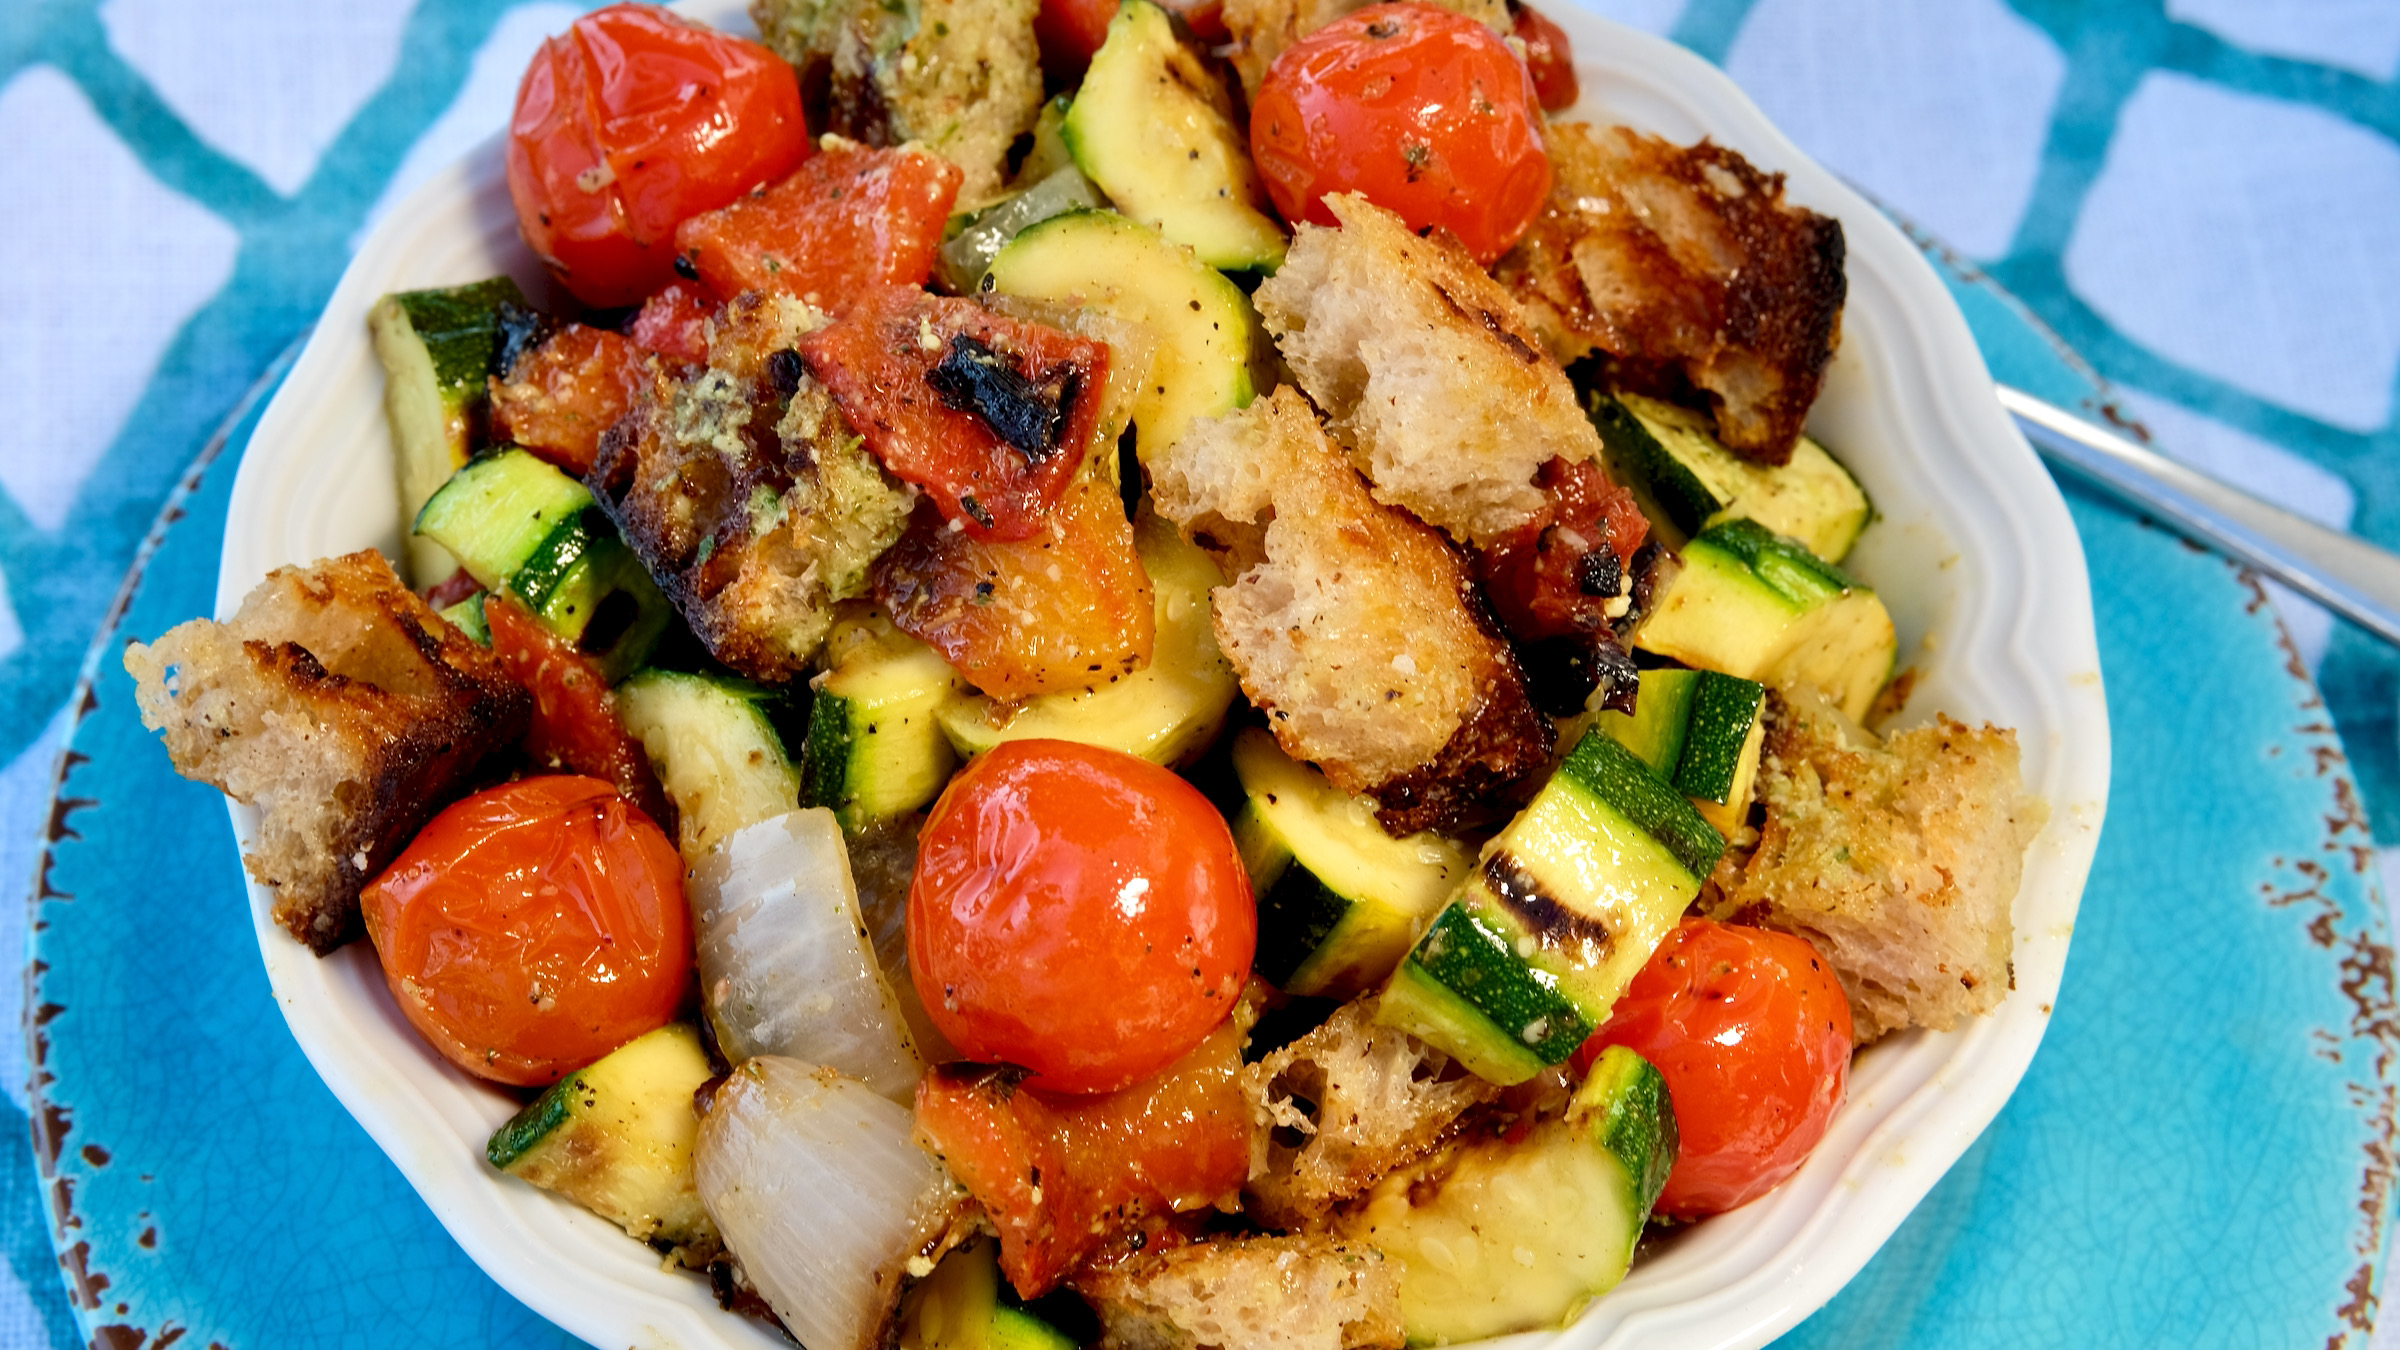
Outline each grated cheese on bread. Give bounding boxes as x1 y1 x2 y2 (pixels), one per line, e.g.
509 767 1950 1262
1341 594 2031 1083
1239 998 1500 1230
123 550 529 953
1149 387 1550 834
1076 1233 1403 1350
591 292 917 682
751 0 1042 205
1253 194 1604 550
1712 690 2046 1041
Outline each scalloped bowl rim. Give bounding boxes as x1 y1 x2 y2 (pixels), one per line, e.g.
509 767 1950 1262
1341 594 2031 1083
215 7 2111 1348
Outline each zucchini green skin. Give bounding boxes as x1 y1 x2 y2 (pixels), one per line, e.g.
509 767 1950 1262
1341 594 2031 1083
369 277 525 585
1232 728 1472 1000
1672 670 1767 805
798 621 963 833
1377 730 1722 1085
1590 391 1872 563
415 449 672 678
1634 519 1896 721
1337 1044 1678 1342
615 669 806 862
1063 0 1286 271
1594 667 1698 777
486 1022 719 1258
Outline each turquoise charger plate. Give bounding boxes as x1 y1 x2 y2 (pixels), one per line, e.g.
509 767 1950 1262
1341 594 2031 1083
27 247 2396 1346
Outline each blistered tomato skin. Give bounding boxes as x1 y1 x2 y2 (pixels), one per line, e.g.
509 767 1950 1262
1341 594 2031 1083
908 740 1256 1095
360 775 692 1087
506 2 810 307
1248 2 1551 266
1580 917 1853 1217
1510 1 1581 112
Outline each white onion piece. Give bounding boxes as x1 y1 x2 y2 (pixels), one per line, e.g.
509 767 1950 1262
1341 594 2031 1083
695 1058 964 1350
689 808 922 1099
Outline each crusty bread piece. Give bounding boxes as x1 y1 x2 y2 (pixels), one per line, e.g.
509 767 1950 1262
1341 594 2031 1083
751 0 1041 205
123 550 529 953
1149 388 1549 834
1712 691 2047 1041
1494 122 1845 466
1220 0 1506 99
1076 1234 1403 1350
591 292 917 682
1254 194 1602 550
1240 998 1500 1230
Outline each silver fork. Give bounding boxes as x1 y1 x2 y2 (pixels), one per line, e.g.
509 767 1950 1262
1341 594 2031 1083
1998 385 2400 649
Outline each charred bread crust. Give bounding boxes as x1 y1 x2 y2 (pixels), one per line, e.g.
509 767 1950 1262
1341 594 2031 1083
589 292 916 682
1495 123 1846 466
123 550 529 953
1254 194 1605 551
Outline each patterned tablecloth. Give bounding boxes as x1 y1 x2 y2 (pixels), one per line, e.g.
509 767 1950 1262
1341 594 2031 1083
5 1 2400 1346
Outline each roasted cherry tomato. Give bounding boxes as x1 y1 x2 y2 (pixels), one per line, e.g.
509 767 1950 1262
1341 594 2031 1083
1510 0 1580 112
506 2 810 307
1249 2 1551 266
908 740 1255 1095
1035 0 1227 78
1578 917 1853 1217
361 775 691 1087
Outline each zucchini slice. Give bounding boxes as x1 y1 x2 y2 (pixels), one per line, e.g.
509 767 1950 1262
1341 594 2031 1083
414 448 673 677
1063 0 1286 271
1339 1045 1675 1343
368 277 524 586
983 209 1257 462
1377 728 1722 1084
899 1238 1080 1350
937 508 1238 767
938 166 1110 295
1232 727 1472 1000
1633 518 1896 722
615 669 806 862
1591 391 1872 563
801 608 966 834
1599 668 1768 836
486 1021 721 1264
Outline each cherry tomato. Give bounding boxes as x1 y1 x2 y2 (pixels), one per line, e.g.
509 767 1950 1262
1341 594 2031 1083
1579 917 1853 1217
1249 2 1551 266
1510 1 1580 112
360 775 691 1087
908 740 1255 1095
506 3 810 307
1036 0 1227 79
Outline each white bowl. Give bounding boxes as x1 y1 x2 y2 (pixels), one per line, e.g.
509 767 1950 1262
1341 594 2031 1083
216 6 2112 1347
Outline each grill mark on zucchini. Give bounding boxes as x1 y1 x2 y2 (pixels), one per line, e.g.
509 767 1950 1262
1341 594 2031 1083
1409 905 1593 1059
1480 853 1616 968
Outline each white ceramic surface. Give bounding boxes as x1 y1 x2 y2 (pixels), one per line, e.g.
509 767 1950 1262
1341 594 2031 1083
214 6 2112 1348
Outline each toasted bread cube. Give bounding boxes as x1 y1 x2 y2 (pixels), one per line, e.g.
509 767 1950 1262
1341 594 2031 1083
590 293 918 682
1714 691 2046 1041
1239 998 1500 1230
1075 1233 1403 1350
1150 388 1549 835
751 0 1042 205
1254 194 1603 551
123 550 530 953
1495 123 1846 466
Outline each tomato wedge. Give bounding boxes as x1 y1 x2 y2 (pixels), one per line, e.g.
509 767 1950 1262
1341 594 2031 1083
483 593 674 830
803 286 1113 542
913 1015 1252 1296
673 143 963 313
627 280 717 364
488 324 650 477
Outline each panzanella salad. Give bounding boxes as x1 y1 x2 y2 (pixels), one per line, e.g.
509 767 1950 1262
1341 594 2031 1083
126 0 2047 1346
